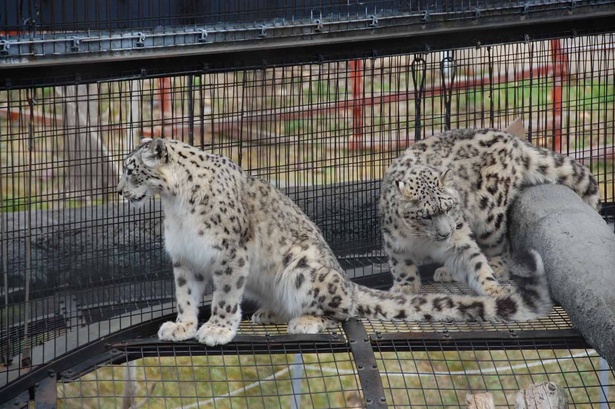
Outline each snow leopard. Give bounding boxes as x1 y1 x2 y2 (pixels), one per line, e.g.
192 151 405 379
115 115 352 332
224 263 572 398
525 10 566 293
118 137 553 346
380 128 600 297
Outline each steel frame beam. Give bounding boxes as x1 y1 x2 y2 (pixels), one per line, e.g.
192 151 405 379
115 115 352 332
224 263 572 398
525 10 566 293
2 9 614 88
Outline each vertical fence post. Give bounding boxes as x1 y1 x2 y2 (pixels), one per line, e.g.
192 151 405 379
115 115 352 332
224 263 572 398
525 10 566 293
439 51 456 131
411 54 426 141
599 357 610 409
158 77 172 137
550 39 569 152
290 353 304 409
349 59 364 150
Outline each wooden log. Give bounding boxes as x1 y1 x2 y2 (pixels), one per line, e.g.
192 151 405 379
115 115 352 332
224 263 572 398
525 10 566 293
514 382 569 409
510 184 615 368
466 392 495 409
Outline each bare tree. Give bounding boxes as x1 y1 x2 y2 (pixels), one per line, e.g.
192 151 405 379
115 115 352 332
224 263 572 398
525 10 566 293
56 84 119 203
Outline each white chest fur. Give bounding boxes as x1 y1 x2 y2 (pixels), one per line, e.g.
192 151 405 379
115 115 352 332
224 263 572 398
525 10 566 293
163 205 220 274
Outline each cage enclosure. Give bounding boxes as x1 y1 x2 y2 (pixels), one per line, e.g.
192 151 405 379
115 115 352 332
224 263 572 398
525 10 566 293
1 1 615 407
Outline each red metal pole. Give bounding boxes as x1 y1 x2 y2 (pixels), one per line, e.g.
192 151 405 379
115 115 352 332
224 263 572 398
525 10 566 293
550 39 569 152
349 60 364 150
158 77 172 134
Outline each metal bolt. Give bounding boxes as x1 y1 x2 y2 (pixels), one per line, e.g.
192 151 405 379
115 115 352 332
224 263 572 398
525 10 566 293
369 15 378 28
70 37 80 52
136 32 146 47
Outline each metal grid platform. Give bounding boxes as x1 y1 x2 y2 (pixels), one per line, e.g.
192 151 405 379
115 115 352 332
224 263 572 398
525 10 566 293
2 277 614 408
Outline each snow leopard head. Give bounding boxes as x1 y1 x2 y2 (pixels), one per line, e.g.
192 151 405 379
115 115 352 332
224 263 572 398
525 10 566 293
394 165 459 241
117 138 169 208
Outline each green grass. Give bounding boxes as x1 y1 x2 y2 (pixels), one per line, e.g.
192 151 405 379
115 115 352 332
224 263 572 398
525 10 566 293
58 353 361 409
55 348 614 408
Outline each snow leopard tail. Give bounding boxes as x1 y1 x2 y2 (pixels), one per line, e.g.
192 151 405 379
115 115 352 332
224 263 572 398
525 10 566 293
521 141 600 211
351 250 553 322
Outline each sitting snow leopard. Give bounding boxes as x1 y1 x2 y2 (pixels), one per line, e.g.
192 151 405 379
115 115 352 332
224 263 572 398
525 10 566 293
118 137 553 347
380 128 600 297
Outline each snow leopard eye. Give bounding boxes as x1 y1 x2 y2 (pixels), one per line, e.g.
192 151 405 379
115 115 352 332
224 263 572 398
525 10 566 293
421 213 432 220
441 199 455 212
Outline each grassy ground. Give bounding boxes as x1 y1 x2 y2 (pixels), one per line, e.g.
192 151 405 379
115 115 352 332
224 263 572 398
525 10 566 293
58 352 362 409
56 348 614 408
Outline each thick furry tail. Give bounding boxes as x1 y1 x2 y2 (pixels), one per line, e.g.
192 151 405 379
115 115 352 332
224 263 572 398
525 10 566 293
351 250 552 322
521 141 600 211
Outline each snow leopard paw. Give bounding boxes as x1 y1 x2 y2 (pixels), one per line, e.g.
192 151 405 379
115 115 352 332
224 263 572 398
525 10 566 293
433 266 455 283
390 280 422 294
481 280 511 297
287 315 339 334
195 321 237 346
157 320 197 342
251 308 286 325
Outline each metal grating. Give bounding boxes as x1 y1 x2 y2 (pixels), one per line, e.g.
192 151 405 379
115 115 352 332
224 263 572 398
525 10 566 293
375 341 614 408
2 275 615 407
1 1 615 406
59 342 362 409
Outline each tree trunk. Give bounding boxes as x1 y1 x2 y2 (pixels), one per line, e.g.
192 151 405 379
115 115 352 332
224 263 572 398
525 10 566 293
56 84 119 203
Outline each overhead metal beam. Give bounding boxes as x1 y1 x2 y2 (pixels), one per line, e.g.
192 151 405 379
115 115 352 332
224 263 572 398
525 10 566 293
2 8 614 88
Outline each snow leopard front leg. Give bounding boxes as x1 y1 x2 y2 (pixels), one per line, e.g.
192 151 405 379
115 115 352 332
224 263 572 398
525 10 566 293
158 261 207 342
383 238 422 293
476 210 513 281
195 246 249 346
437 222 509 297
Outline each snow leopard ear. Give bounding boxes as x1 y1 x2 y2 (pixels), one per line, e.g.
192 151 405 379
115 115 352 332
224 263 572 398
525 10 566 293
395 180 417 200
141 138 168 168
440 168 454 187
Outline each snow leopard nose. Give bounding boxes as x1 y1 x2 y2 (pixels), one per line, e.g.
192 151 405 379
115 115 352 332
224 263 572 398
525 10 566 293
117 179 126 196
436 232 451 241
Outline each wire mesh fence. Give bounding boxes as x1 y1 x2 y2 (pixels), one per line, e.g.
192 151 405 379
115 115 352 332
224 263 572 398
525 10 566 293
375 342 614 408
3 279 613 408
52 341 614 408
58 345 363 408
1 1 615 406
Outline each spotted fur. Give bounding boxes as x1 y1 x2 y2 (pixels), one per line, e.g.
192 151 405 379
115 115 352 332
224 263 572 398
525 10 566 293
118 137 553 346
380 128 600 296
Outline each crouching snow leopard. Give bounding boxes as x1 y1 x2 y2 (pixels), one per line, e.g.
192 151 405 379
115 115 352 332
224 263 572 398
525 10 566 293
118 137 553 347
380 128 600 297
